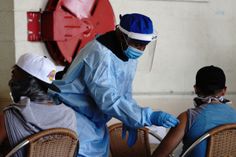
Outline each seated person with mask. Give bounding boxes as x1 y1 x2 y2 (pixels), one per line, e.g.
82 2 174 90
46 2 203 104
0 53 77 157
152 65 236 157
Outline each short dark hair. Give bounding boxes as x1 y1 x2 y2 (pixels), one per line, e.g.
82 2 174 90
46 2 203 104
195 65 226 95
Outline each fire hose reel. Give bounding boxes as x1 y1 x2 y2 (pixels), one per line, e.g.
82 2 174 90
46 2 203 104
27 0 115 65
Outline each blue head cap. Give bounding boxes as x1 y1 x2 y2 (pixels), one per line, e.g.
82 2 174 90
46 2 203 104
118 13 157 43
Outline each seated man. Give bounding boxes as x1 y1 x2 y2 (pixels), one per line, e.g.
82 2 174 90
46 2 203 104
0 53 77 157
152 65 236 157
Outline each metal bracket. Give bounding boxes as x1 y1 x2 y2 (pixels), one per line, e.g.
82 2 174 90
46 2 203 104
27 12 41 41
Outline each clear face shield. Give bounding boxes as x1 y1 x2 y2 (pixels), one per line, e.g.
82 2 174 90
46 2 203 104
136 38 157 72
118 24 158 72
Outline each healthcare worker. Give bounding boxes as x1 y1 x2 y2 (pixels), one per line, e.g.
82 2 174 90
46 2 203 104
49 13 179 157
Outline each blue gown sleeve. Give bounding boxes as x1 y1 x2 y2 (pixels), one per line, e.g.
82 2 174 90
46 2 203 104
84 52 153 128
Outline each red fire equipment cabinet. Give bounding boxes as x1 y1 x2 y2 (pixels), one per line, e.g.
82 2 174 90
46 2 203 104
27 0 115 65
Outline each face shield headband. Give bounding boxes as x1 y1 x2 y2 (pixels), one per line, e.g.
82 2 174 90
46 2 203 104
117 25 157 42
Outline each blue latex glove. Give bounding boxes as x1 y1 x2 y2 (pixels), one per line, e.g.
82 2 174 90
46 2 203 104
150 111 179 128
122 124 138 147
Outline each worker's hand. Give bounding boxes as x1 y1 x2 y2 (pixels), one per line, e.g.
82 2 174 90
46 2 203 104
150 111 179 128
122 124 138 147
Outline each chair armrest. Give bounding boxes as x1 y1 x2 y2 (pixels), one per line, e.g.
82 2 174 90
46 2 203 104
5 140 29 157
180 133 210 157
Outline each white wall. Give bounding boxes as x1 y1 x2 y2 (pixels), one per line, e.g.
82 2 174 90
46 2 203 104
0 0 15 106
109 0 236 116
0 0 236 114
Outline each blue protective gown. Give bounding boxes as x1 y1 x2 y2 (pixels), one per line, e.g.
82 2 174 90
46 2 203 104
49 39 153 157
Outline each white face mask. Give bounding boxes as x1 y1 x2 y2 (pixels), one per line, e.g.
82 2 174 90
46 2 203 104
193 96 228 107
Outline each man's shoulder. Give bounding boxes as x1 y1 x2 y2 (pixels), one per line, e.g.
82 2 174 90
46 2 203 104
3 97 30 112
82 40 113 64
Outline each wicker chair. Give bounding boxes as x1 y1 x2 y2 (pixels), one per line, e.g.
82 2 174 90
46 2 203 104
108 123 165 157
5 128 79 157
181 123 236 157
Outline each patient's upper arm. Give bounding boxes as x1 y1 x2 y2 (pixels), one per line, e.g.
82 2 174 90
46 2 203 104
152 112 188 157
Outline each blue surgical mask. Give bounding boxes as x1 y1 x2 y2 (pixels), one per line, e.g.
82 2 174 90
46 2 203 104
124 46 144 59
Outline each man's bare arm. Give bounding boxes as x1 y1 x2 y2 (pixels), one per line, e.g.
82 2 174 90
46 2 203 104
152 112 188 157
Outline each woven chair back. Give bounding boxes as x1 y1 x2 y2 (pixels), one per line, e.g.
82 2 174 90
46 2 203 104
27 128 78 157
109 123 151 157
207 123 236 157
